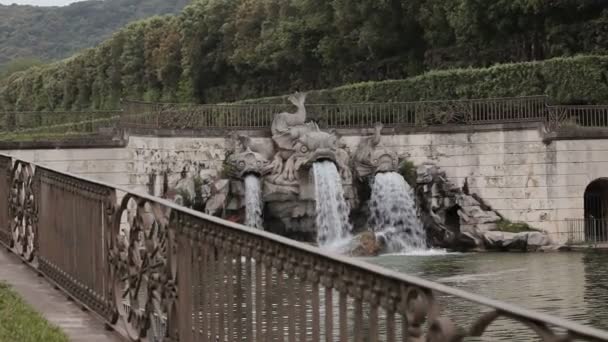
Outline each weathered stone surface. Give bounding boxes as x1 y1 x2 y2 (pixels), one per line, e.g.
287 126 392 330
460 223 497 232
481 231 552 251
538 244 572 252
457 232 482 250
346 231 382 257
174 177 195 201
483 231 517 249
205 179 230 215
265 201 316 237
416 163 506 250
526 231 552 251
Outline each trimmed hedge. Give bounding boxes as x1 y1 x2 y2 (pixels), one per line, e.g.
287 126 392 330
234 55 608 105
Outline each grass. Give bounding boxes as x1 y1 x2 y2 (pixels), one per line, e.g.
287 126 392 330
0 282 68 342
496 219 541 233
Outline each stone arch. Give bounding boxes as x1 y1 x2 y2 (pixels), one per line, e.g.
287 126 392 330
583 178 608 242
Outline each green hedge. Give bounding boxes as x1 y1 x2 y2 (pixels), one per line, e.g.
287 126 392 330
234 55 608 105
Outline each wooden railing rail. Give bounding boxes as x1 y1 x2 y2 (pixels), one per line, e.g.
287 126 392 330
2 153 608 341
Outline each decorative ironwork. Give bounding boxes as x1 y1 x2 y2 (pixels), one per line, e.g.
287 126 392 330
109 194 176 341
9 160 36 261
0 155 11 246
34 167 117 322
1 153 608 341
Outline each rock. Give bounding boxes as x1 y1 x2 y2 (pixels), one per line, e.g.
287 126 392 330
416 164 434 184
483 231 517 249
539 245 572 252
263 181 299 202
505 233 528 251
265 201 316 235
456 232 481 250
205 179 230 215
457 194 480 208
526 231 551 251
460 223 497 233
174 177 195 203
347 231 382 257
459 206 501 224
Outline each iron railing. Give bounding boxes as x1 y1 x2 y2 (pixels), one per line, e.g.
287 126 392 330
565 218 608 246
2 153 608 341
0 111 121 141
121 96 549 130
547 105 608 130
4 97 608 137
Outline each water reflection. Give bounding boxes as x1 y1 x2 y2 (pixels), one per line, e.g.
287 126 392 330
583 252 608 331
195 252 608 341
370 252 608 341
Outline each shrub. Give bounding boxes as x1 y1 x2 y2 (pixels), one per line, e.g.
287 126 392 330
398 160 417 188
234 55 608 105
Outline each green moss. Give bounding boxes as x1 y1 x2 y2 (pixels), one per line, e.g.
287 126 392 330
398 160 417 187
496 219 540 233
0 282 68 342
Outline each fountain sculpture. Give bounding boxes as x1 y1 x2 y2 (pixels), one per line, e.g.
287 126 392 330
165 92 556 254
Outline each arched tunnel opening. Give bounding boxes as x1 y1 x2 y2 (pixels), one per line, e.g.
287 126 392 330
584 178 608 242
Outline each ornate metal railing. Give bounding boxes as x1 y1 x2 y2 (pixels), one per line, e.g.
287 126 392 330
121 96 549 130
2 153 608 341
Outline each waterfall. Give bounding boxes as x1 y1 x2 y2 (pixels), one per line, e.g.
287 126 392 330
369 172 427 253
313 161 352 250
244 174 263 229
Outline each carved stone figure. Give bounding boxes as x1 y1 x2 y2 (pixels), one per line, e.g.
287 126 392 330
261 92 355 239
353 122 398 180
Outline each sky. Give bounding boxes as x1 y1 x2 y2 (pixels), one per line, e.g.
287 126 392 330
0 0 84 6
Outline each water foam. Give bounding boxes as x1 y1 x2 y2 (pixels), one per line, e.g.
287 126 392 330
313 161 352 251
369 172 427 253
244 174 263 229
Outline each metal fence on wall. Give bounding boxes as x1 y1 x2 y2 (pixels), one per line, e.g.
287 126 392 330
121 96 550 131
565 218 608 246
2 152 608 342
5 96 608 137
0 110 121 140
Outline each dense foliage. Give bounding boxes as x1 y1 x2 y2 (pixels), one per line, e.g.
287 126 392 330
236 55 608 105
0 0 190 65
1 0 608 111
0 58 43 80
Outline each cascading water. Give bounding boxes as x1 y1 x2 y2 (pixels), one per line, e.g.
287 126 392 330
369 172 427 253
313 161 352 250
244 174 264 229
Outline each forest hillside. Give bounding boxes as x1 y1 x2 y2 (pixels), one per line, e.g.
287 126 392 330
1 0 608 111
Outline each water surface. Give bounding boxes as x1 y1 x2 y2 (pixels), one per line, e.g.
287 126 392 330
369 251 608 340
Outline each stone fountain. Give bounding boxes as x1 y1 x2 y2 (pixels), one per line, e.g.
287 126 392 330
165 92 558 254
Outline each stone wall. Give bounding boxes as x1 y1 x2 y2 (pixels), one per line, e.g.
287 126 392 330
340 126 607 241
4 125 607 241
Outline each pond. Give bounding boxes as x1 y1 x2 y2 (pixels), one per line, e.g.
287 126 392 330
368 251 608 340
